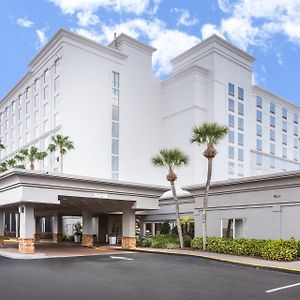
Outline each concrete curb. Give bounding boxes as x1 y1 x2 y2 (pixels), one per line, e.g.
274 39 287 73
125 248 300 275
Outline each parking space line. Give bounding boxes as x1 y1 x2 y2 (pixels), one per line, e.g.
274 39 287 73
110 256 134 261
266 282 300 293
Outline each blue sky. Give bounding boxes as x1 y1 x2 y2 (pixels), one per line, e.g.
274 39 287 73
1 0 300 105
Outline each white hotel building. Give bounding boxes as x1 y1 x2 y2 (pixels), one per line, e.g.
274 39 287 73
1 29 300 253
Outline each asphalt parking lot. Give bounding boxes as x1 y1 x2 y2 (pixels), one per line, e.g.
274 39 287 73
0 252 299 300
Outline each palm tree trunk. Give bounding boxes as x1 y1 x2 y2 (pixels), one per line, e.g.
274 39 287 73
203 157 213 251
60 149 63 173
170 180 184 249
30 160 34 170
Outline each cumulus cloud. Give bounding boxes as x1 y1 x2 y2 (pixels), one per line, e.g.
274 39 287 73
171 8 198 27
17 18 34 28
76 11 100 27
73 27 103 43
36 29 48 49
201 24 223 40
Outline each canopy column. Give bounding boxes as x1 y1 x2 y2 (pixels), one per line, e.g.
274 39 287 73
19 205 35 254
0 212 4 248
52 214 63 243
81 211 93 247
122 208 136 249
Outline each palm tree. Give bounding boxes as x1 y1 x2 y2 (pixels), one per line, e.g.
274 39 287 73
48 134 74 173
19 146 48 170
0 161 7 173
152 148 189 249
191 122 228 250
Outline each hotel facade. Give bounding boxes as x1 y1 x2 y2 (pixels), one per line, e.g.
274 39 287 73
1 29 300 253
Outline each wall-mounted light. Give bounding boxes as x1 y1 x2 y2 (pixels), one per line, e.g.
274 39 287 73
273 194 281 198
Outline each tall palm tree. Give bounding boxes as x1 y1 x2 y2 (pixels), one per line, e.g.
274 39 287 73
6 156 25 170
152 148 189 249
0 161 7 173
48 134 74 173
191 122 228 250
19 146 48 170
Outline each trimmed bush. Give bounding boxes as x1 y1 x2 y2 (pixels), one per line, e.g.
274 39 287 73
140 234 180 249
190 236 300 261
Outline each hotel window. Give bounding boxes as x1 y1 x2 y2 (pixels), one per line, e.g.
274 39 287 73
228 98 234 112
238 148 244 161
11 128 15 137
34 94 39 108
54 112 60 127
54 76 60 92
25 102 30 114
18 123 23 135
228 161 234 175
44 86 49 100
228 83 234 96
18 136 22 148
44 69 49 83
282 107 287 119
282 134 287 145
238 133 244 146
19 95 23 106
5 120 8 131
34 110 39 124
270 102 275 114
238 118 244 130
112 122 119 138
34 126 39 138
294 125 298 136
256 124 262 137
256 110 262 122
270 143 275 155
270 115 275 127
54 58 60 74
12 114 16 126
270 157 275 169
44 103 49 117
54 95 60 111
25 132 29 143
282 147 287 158
238 87 244 100
0 112 2 122
112 139 119 155
256 139 262 151
270 129 275 141
294 137 298 149
228 130 234 143
256 96 262 108
12 101 16 111
294 113 298 124
228 114 234 127
238 102 244 115
228 146 234 159
294 150 298 161
25 117 30 130
238 163 243 176
18 108 22 120
256 154 262 166
282 120 287 132
221 218 245 239
43 119 49 132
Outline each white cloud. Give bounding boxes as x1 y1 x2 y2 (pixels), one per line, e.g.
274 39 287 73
171 8 198 27
17 18 34 28
73 27 103 43
76 11 100 27
36 29 48 49
201 23 223 40
276 52 284 66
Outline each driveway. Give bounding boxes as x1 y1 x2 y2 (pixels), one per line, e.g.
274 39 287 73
0 252 299 299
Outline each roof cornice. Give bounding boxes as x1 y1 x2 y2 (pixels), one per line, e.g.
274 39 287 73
171 34 255 66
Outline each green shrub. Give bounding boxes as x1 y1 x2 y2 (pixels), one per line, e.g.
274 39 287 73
160 222 171 234
140 234 180 248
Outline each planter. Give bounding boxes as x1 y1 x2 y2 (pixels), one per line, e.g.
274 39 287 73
109 236 117 245
74 234 81 243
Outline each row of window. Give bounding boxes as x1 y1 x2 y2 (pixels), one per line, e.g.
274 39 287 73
228 83 244 100
256 153 299 169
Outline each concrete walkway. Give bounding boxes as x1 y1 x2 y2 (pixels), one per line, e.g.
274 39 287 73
131 247 300 273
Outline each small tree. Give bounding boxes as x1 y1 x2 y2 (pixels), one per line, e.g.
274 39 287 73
152 148 189 249
191 122 228 250
0 162 7 173
19 146 48 170
48 134 74 173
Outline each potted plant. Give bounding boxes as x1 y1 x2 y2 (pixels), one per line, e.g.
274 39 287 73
73 222 82 243
109 223 119 245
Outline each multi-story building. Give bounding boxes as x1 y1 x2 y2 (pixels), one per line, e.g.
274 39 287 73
1 29 299 187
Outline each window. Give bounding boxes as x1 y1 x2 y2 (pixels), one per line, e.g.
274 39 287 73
282 134 287 145
256 154 262 166
282 147 287 158
112 105 119 121
256 139 262 151
26 102 30 114
238 87 244 100
238 148 244 161
18 123 23 135
256 96 262 108
228 98 234 112
112 139 119 155
238 163 243 176
44 86 49 100
44 103 49 117
294 125 298 136
54 58 60 74
34 79 39 92
112 122 119 138
221 218 245 239
228 161 234 175
54 112 60 127
112 156 119 172
54 95 60 111
270 157 275 169
54 76 60 92
256 124 262 137
12 114 16 126
238 118 244 130
228 114 234 127
256 110 262 122
12 101 16 111
270 143 275 155
18 108 22 120
19 95 23 106
270 102 275 114
228 83 234 96
238 102 244 115
282 107 287 119
270 129 275 141
44 69 49 82
270 115 275 127
294 150 298 161
25 117 30 130
238 133 244 146
294 113 298 124
34 94 39 108
228 146 234 159
34 126 39 138
34 110 39 124
294 137 298 149
25 87 29 99
43 120 49 132
228 130 234 143
282 120 287 132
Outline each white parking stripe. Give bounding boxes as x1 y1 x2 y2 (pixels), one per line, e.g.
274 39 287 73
110 256 134 261
266 282 300 293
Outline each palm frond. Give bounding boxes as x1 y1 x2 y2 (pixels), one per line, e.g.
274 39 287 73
152 148 189 169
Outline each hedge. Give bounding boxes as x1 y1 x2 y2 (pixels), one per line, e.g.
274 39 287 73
191 237 300 261
137 234 192 249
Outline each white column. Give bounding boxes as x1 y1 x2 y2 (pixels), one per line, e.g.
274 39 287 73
151 222 155 235
122 208 136 249
52 214 63 243
0 212 4 247
81 211 93 246
15 213 20 238
19 205 35 239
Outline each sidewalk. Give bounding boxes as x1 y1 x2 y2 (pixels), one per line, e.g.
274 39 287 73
131 247 300 273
